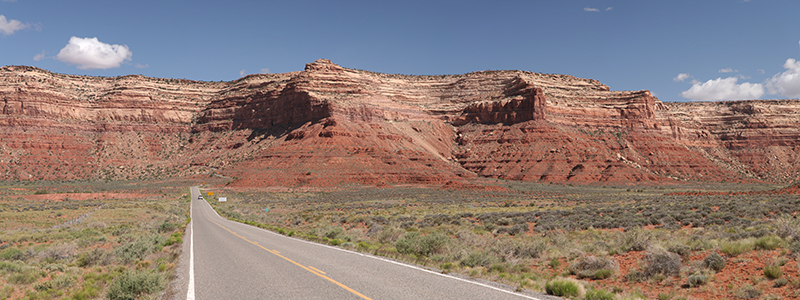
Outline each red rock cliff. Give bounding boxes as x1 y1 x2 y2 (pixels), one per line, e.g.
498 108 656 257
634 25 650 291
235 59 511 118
1 60 798 185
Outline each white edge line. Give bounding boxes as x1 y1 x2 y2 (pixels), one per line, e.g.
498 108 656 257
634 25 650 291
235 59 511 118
201 198 544 300
186 188 195 300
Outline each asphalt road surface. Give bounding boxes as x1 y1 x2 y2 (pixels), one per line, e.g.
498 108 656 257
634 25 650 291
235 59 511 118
170 186 559 300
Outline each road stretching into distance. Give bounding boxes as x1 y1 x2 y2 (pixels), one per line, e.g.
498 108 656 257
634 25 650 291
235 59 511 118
169 186 559 300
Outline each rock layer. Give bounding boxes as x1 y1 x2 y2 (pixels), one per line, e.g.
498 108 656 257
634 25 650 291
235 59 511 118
1 60 799 186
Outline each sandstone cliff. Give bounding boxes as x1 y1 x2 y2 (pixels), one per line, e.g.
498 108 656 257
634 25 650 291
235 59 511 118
1 60 798 186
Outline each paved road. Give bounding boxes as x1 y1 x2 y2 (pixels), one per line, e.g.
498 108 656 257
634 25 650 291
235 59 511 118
172 186 558 300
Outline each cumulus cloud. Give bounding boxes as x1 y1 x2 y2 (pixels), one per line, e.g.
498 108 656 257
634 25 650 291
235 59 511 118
673 73 691 82
718 68 737 73
680 77 764 101
584 7 599 12
239 69 247 77
766 58 800 98
56 37 132 70
0 15 28 36
260 68 270 74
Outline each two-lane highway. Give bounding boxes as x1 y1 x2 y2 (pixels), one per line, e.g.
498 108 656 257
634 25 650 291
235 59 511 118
174 186 556 299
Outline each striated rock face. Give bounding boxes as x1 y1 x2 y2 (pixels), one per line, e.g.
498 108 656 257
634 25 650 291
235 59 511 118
1 60 799 186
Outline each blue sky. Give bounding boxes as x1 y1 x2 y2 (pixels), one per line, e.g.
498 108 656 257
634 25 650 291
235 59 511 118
2 0 799 102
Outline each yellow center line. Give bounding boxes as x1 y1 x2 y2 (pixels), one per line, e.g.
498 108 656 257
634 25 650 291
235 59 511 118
308 266 326 274
207 218 372 300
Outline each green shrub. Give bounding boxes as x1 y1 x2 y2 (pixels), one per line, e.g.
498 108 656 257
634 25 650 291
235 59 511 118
687 272 709 287
7 269 41 284
763 264 782 279
157 221 178 233
0 261 22 272
703 252 726 272
0 248 24 261
106 270 164 300
755 235 782 250
544 278 581 297
395 232 449 257
667 244 692 258
77 248 106 267
585 288 615 300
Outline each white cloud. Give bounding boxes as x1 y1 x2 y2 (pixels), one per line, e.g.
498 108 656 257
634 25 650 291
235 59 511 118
0 15 28 36
260 68 270 74
605 7 613 11
239 69 247 77
757 69 765 74
33 51 46 61
680 77 764 101
673 73 691 82
766 58 800 98
56 37 132 70
718 68 737 73
134 63 149 69
584 7 599 12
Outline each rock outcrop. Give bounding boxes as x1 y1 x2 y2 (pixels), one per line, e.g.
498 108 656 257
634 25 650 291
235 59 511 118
1 60 798 186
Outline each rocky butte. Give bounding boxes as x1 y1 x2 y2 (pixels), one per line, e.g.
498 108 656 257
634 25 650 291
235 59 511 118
1 59 799 187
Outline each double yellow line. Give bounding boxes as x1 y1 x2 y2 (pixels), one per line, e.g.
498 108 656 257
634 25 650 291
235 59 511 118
208 219 372 300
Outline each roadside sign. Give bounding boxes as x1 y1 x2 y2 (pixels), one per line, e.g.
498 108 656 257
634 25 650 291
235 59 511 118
208 192 214 196
218 197 227 202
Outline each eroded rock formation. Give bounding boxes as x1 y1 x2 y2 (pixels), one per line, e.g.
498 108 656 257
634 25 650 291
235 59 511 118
1 60 798 186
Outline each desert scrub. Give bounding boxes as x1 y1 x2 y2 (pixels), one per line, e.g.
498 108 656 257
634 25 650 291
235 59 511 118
642 247 681 278
687 271 710 287
702 252 726 272
544 277 584 298
114 234 165 264
395 231 450 257
106 270 164 300
569 254 617 279
616 227 652 252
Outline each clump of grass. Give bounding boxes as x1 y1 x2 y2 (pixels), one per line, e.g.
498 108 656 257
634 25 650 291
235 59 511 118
720 238 755 257
763 264 782 279
755 235 782 250
544 278 584 298
734 284 761 299
585 288 615 300
616 227 651 252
